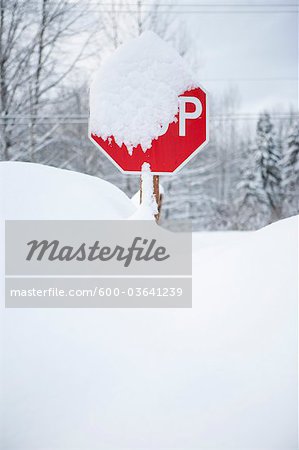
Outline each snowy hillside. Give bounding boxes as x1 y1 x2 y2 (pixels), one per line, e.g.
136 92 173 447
0 162 297 449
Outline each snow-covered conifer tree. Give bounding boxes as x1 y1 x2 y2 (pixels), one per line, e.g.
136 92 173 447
255 112 282 218
281 122 299 216
235 113 283 229
235 142 271 229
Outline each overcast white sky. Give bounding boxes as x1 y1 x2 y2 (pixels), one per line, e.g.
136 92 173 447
185 2 298 114
80 1 298 119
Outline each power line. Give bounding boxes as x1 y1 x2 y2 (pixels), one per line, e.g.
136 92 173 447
3 1 298 11
82 10 299 14
69 2 299 5
2 2 299 13
1 113 297 124
3 10 297 14
4 2 298 5
202 77 298 82
1 112 297 118
6 2 297 5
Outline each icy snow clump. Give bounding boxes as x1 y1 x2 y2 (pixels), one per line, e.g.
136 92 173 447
89 31 197 153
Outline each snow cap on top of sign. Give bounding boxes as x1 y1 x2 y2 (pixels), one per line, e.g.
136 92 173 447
89 31 198 154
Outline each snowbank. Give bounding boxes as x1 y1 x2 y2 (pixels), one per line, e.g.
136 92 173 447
128 202 156 220
89 31 197 153
0 162 136 220
0 161 297 448
128 162 158 220
131 182 164 209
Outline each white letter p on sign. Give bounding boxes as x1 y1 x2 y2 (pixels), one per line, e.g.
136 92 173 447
179 96 202 137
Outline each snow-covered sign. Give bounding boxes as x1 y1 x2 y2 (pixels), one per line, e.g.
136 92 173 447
89 31 208 174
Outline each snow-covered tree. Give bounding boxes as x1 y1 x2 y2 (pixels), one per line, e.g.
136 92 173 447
0 0 91 162
96 0 194 57
235 141 271 230
255 112 282 219
281 122 299 216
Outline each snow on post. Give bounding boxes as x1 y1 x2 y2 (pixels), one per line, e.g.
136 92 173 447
141 162 158 214
128 163 158 220
89 31 197 154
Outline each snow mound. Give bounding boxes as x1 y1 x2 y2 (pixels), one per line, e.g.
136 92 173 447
128 162 161 220
128 203 156 220
1 216 297 448
131 182 164 208
0 162 136 220
89 31 197 153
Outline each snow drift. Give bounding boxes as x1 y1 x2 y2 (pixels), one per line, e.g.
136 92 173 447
89 31 197 153
0 161 297 449
0 161 135 220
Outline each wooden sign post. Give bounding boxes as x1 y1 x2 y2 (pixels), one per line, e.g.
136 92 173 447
139 174 162 222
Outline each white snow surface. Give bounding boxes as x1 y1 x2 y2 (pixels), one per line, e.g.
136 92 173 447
131 182 164 208
129 163 164 220
128 202 156 220
128 162 158 219
0 162 297 449
0 162 135 220
89 31 197 153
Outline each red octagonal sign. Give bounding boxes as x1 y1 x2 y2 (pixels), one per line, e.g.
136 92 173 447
89 87 208 174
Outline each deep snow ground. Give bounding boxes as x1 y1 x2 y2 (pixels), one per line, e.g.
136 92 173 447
0 162 297 449
0 161 135 220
